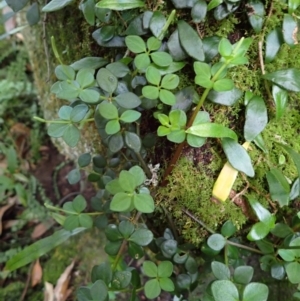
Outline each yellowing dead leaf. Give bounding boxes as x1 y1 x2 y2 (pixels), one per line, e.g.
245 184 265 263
44 282 54 301
31 259 43 287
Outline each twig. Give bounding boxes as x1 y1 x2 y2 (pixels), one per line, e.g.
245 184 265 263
19 262 34 301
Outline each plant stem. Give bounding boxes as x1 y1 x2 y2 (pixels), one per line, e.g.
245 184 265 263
158 10 176 40
226 240 264 254
135 152 152 179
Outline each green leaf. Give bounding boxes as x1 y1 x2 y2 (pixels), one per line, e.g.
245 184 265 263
186 123 237 140
266 169 290 207
247 221 270 241
105 224 122 241
115 92 141 109
58 106 72 120
159 89 176 105
119 170 137 192
207 0 223 10
150 52 173 67
242 282 269 301
91 262 112 284
129 228 153 246
105 119 120 135
221 221 237 237
55 65 75 81
146 66 161 86
211 280 239 301
106 62 130 78
178 20 204 61
111 271 132 289
159 277 175 292
110 192 132 212
105 241 122 256
265 28 283 63
167 130 186 143
143 261 158 277
120 110 141 123
158 126 171 136
192 0 207 22
211 261 230 280
160 239 178 258
247 196 275 228
145 279 161 299
90 280 108 301
99 102 119 119
6 0 30 12
161 74 179 90
5 228 85 271
147 36 161 51
262 68 300 92
42 0 74 12
133 193 155 213
222 138 254 177
207 88 242 106
256 239 274 255
176 274 191 290
124 131 141 152
213 79 234 92
247 0 265 34
195 74 213 89
169 110 187 127
158 261 173 278
62 125 80 147
96 68 118 93
57 81 80 101
129 165 146 186
125 15 148 35
142 86 159 99
167 30 188 61
76 68 95 88
118 220 135 238
278 249 295 262
79 89 100 104
187 134 206 147
271 263 285 280
125 35 146 53
282 14 298 47
233 266 254 284
109 133 124 153
72 195 87 213
289 0 300 13
64 216 80 230
79 214 93 228
70 104 89 122
96 0 144 10
149 11 166 39
26 2 40 25
194 61 211 77
270 223 293 238
78 153 91 167
207 234 226 251
134 53 151 70
80 0 95 25
272 85 288 120
218 38 232 57
244 96 268 141
67 168 81 185
71 57 108 70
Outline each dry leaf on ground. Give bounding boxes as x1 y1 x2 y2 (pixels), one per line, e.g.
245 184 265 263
31 259 43 287
44 282 54 301
31 219 55 239
0 197 16 235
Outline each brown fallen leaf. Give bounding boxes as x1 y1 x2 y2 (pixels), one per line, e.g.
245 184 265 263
31 259 43 287
44 282 54 301
0 197 16 235
31 219 55 239
54 260 75 301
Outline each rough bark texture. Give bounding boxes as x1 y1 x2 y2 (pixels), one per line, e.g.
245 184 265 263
20 3 104 160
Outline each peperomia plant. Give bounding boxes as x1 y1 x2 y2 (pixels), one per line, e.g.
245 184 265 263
4 0 300 300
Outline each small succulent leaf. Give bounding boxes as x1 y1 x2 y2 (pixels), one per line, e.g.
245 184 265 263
242 282 269 301
270 223 293 238
169 110 187 127
158 126 171 136
79 89 100 104
70 57 108 70
78 214 93 228
218 38 232 57
221 220 237 237
247 221 270 241
55 65 75 80
119 170 137 192
271 263 285 280
134 53 151 70
105 224 122 241
167 130 186 143
64 215 80 231
233 266 254 284
159 277 175 292
42 0 74 12
147 36 161 51
157 114 170 126
211 261 230 280
278 249 295 262
111 271 132 289
187 134 206 147
143 261 158 277
124 131 141 152
167 29 188 61
149 11 166 38
207 88 242 106
194 61 211 77
91 262 113 284
96 68 118 93
89 280 108 301
177 20 204 61
76 68 95 88
105 120 121 135
67 169 81 185
120 110 141 123
62 125 80 147
191 0 207 22
142 86 159 100
129 228 154 246
207 0 223 10
106 62 130 78
207 234 226 251
58 106 72 120
213 79 234 92
70 104 89 122
288 0 300 13
247 0 265 33
115 92 142 109
211 280 239 301
186 123 237 140
272 85 288 120
129 165 146 186
266 169 290 207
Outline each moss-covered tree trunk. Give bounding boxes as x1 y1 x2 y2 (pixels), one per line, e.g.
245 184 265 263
20 3 104 159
